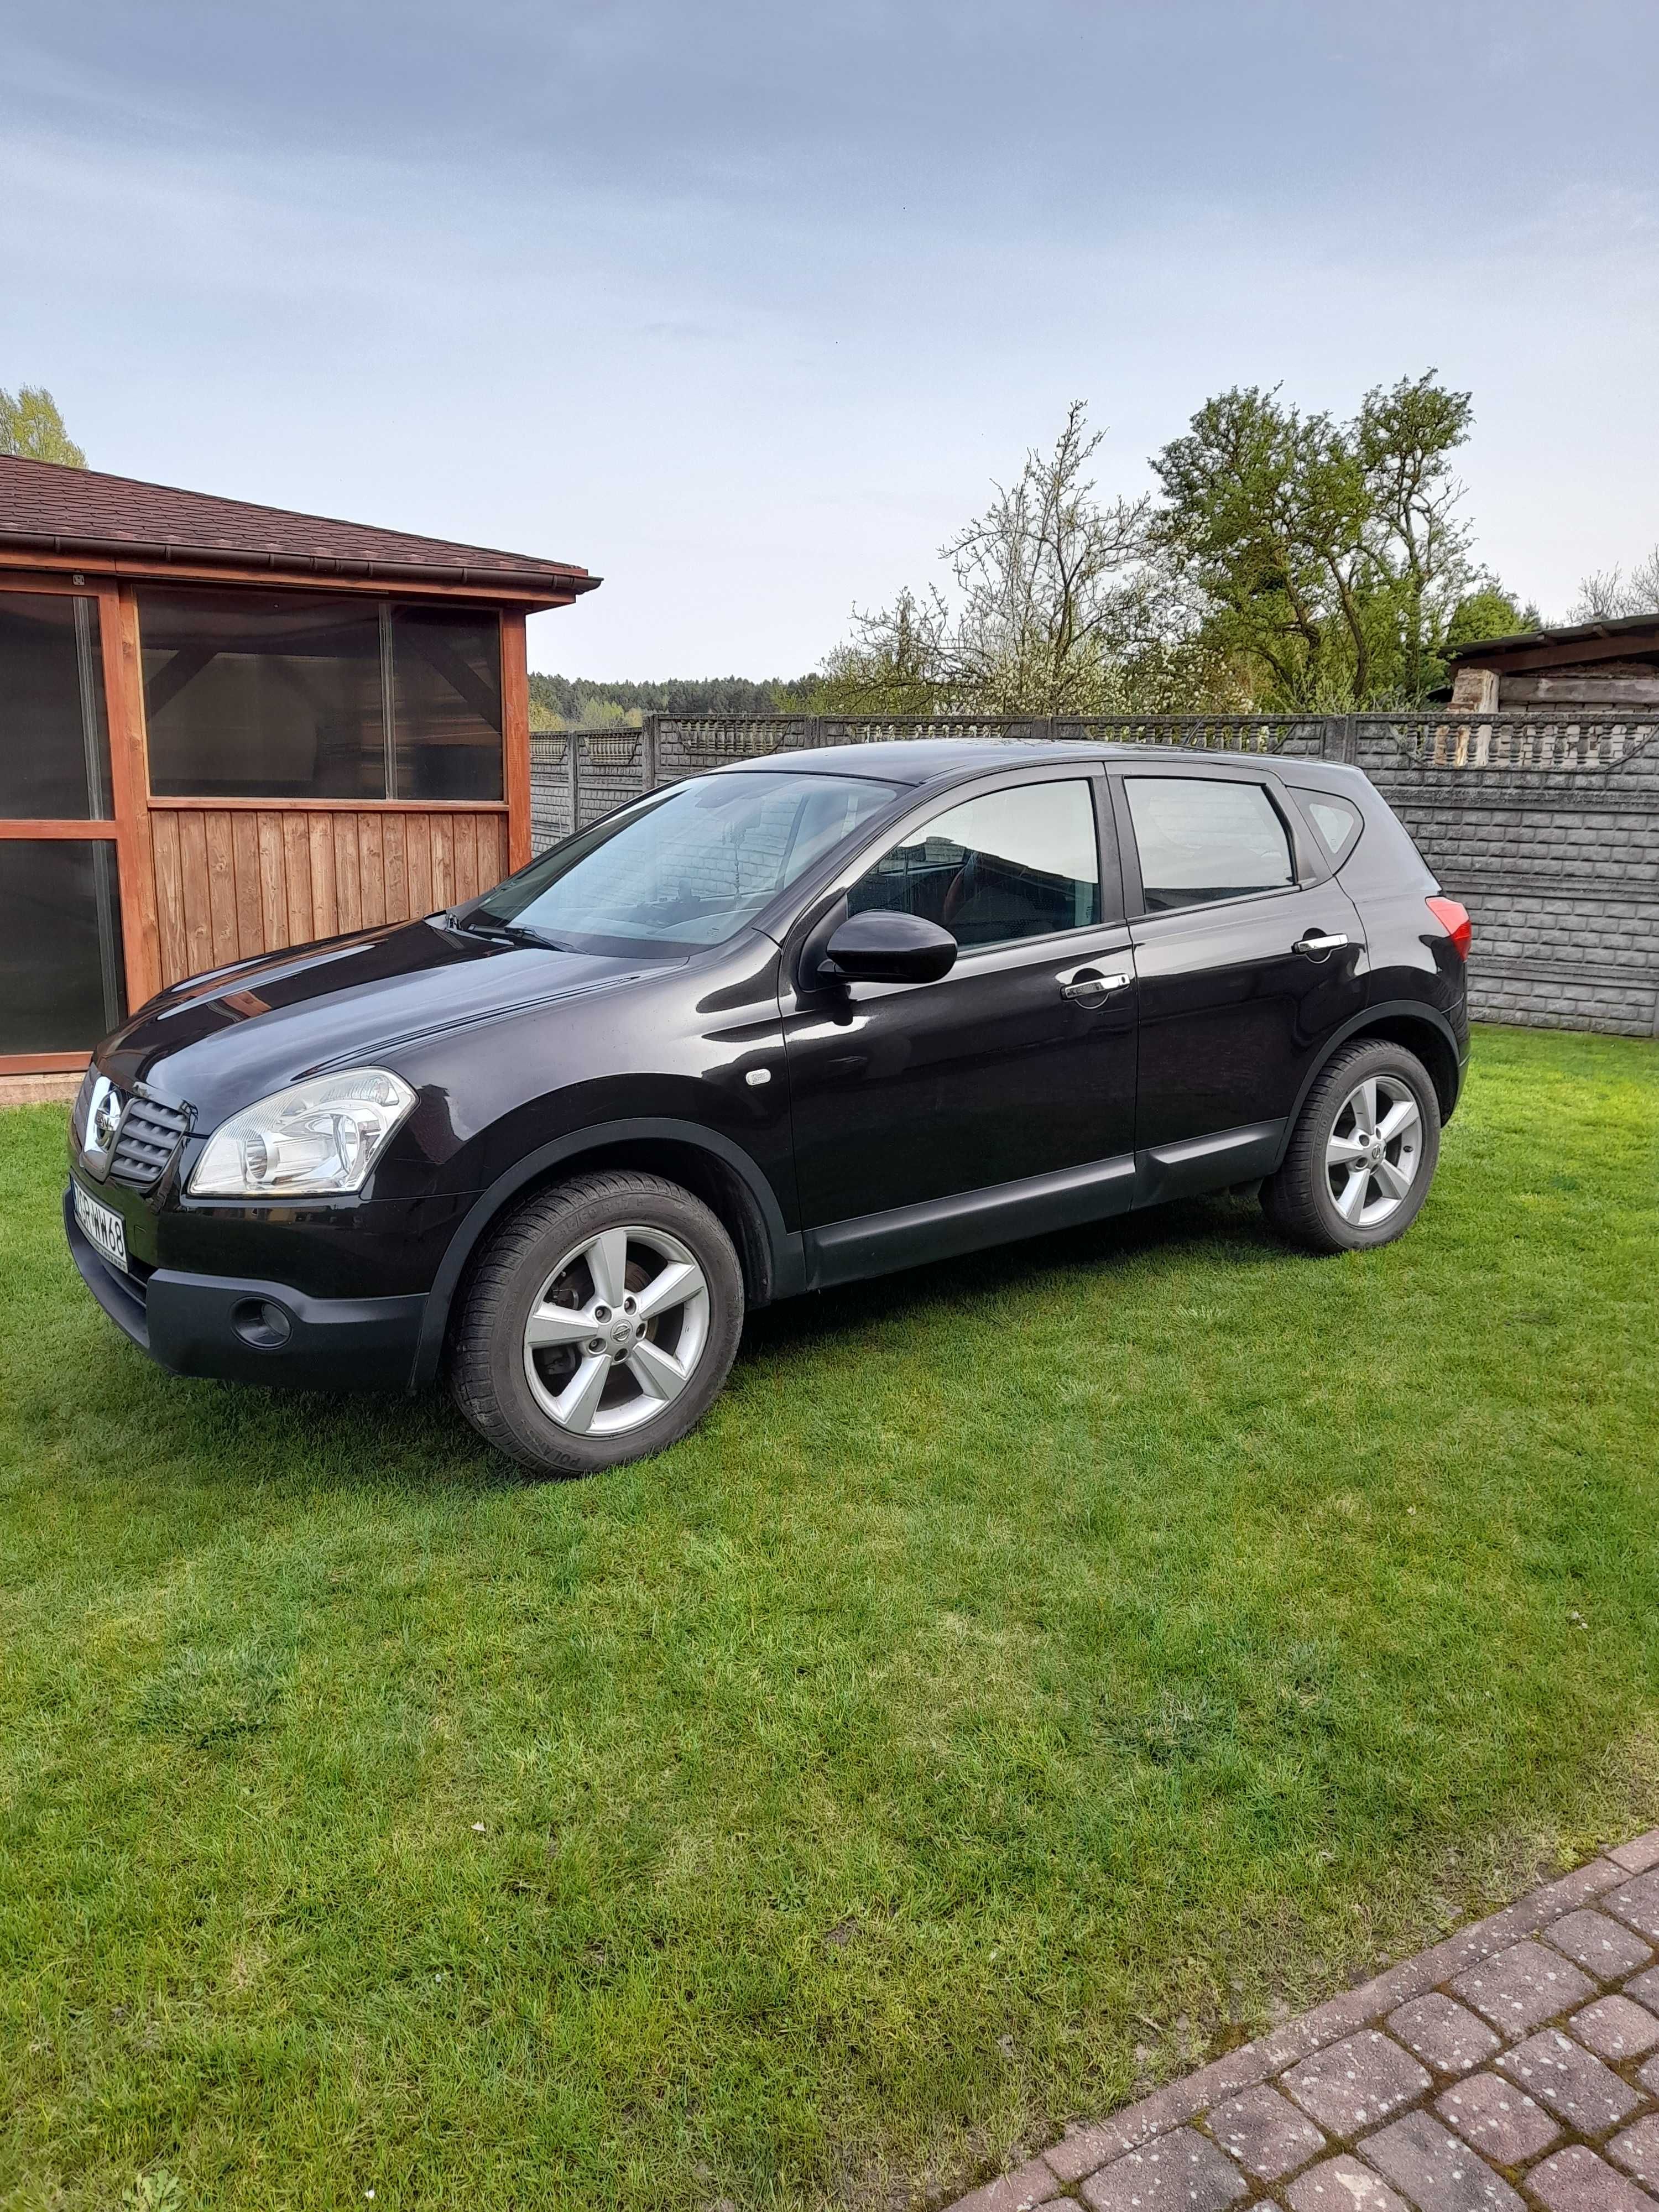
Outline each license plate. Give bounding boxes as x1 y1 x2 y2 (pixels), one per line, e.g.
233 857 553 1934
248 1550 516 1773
74 1181 127 1273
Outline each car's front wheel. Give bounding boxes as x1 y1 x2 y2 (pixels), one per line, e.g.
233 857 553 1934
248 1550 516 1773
1261 1038 1443 1253
448 1170 745 1474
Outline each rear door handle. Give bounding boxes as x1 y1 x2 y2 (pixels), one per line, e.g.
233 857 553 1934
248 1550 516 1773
1293 932 1349 959
1058 967 1131 1005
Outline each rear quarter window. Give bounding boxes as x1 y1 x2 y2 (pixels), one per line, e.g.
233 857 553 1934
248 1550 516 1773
1291 788 1364 866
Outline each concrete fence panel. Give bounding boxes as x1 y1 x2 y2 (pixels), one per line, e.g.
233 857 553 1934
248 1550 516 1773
530 713 1659 1037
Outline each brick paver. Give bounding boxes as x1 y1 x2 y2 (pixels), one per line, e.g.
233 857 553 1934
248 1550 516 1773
937 1830 1659 2212
1205 2085 1324 2182
1526 2143 1659 2209
1571 1991 1659 2060
1545 1907 1655 1980
1435 2069 1559 2163
1358 2108 1524 2207
1451 1938 1595 2034
1078 2127 1246 2210
1499 2025 1644 2133
1284 2157 1406 2209
1385 1992 1500 2074
1281 2030 1429 2135
1610 2115 1659 2190
1608 1872 1659 1942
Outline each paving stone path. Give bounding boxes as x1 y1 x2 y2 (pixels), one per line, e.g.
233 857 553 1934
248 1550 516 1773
945 1829 1659 2212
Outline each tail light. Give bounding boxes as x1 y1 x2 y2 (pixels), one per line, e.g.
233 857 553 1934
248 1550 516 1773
1426 896 1472 961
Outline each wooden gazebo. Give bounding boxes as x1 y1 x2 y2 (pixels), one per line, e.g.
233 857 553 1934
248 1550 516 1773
0 456 598 1094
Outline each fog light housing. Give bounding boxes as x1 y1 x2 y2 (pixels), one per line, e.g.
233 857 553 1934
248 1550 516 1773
232 1298 292 1349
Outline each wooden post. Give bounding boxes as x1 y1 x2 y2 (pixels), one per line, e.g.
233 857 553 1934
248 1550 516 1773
500 609 531 872
100 583 163 1009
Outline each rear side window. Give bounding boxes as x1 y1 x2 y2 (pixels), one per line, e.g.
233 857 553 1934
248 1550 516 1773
1292 788 1364 864
849 778 1102 947
1124 778 1295 912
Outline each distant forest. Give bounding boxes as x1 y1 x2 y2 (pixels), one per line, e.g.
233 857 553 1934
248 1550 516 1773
527 672 821 729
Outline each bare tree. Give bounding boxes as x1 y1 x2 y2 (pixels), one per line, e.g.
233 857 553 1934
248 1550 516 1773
825 404 1155 715
1568 547 1659 622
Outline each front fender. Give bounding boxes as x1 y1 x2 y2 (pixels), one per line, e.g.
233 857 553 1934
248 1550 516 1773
409 1117 806 1388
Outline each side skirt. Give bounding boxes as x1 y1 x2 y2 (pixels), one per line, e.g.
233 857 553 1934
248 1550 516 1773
805 1152 1136 1289
802 1119 1287 1291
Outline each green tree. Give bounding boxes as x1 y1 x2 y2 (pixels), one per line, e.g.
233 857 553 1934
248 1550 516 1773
1445 589 1531 653
1151 372 1484 707
0 384 86 466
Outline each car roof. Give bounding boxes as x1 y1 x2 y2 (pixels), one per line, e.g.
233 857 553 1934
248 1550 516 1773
724 738 1361 789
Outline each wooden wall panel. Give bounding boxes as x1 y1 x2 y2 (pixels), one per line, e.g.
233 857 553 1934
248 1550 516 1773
146 807 510 986
406 816 432 918
178 811 214 978
431 817 455 910
281 815 313 944
308 815 337 940
150 811 189 986
382 813 407 925
358 813 385 928
333 815 362 933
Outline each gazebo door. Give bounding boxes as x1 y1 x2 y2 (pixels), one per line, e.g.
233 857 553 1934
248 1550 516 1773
0 583 129 1074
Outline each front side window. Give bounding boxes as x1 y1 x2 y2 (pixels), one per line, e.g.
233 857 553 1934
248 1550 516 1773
848 778 1102 947
472 770 898 955
139 588 503 802
1125 777 1295 912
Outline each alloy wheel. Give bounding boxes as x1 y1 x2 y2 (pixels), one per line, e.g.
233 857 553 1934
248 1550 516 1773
521 1225 711 1436
1325 1075 1425 1228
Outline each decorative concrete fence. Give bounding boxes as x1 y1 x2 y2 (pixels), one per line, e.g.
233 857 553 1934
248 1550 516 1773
530 712 1659 1037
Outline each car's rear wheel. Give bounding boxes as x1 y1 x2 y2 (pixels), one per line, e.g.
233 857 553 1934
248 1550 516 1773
1261 1038 1442 1253
448 1170 744 1474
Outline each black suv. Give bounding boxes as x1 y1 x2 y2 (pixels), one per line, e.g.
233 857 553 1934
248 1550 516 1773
66 742 1470 1474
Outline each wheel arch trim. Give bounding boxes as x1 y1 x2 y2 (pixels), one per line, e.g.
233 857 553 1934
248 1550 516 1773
1273 1000 1464 1172
410 1118 802 1389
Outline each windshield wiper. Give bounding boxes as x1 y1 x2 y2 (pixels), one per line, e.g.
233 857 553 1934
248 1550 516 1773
445 910 566 951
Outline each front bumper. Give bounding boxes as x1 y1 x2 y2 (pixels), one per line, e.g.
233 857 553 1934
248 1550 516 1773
65 1190 427 1392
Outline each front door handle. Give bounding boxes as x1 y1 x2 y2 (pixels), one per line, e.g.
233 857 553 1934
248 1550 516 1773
1293 932 1349 959
1058 967 1131 1005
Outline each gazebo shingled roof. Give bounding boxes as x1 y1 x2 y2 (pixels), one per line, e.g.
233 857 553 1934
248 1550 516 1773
0 455 599 597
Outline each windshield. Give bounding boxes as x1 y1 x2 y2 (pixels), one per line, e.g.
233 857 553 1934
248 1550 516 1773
469 770 900 956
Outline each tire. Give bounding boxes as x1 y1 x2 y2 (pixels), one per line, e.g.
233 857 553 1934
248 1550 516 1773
1261 1039 1442 1254
448 1170 744 1475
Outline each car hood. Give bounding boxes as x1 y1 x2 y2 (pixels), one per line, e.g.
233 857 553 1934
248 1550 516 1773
97 920 682 1121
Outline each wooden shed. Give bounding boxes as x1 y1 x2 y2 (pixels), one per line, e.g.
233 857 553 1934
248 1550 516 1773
0 456 597 1093
1445 611 1659 712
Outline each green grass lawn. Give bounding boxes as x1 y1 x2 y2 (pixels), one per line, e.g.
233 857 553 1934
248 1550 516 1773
2 1025 1656 2212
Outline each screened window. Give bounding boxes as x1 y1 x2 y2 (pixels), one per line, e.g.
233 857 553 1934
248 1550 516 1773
391 606 504 799
0 841 124 1051
0 591 112 820
1125 778 1295 911
139 588 503 802
848 779 1102 947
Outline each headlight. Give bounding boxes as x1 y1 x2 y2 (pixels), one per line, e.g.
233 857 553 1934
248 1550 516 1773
190 1068 416 1198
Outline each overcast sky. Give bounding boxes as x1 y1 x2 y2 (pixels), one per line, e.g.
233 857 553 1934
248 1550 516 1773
4 2 1656 677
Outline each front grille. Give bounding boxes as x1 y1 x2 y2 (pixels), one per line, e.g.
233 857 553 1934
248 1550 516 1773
108 1095 191 1193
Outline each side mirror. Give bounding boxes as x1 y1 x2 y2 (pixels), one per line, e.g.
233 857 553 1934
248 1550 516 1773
820 910 958 985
